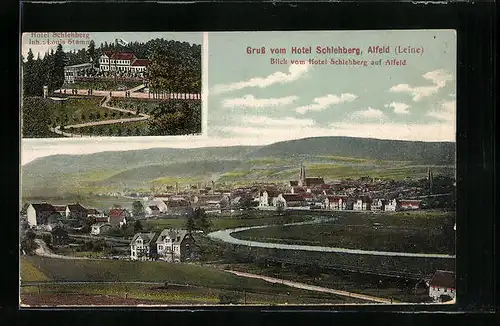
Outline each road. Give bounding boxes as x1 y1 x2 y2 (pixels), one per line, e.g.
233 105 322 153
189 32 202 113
226 270 397 304
34 239 92 260
207 218 456 259
50 94 150 137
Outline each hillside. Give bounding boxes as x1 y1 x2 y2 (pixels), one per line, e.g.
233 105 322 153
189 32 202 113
246 136 455 164
21 136 455 198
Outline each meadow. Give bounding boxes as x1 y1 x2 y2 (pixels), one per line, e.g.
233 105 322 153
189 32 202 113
232 210 456 254
19 256 360 305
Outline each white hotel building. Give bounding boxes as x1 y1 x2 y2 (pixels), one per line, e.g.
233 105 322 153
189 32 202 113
98 51 149 73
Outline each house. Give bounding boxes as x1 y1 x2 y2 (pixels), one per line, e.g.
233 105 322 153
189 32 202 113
353 197 372 211
87 208 106 219
155 229 197 263
130 232 157 261
90 223 112 235
99 51 148 74
258 190 280 208
371 199 385 211
51 226 69 246
399 199 422 210
385 199 398 211
164 199 191 216
53 205 67 217
325 196 347 210
108 208 131 227
26 203 57 227
428 270 455 302
66 203 88 220
274 194 306 210
145 205 160 217
64 62 94 83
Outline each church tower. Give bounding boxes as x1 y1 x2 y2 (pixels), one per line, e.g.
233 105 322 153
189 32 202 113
298 162 306 187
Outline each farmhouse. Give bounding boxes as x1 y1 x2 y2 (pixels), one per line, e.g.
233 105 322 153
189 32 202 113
155 229 197 263
108 208 130 227
325 196 348 210
274 194 307 210
130 232 157 261
27 203 57 227
163 199 191 216
99 51 149 74
428 270 455 302
66 203 88 220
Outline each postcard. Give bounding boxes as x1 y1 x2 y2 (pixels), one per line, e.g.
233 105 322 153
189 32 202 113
20 30 456 307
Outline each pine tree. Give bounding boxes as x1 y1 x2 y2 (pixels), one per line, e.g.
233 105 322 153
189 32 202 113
87 40 96 63
22 49 35 96
186 215 195 234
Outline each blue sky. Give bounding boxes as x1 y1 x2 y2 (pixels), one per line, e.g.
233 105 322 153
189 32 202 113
22 30 456 165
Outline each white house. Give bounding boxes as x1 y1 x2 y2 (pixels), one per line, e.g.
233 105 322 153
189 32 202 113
90 223 112 235
324 196 344 211
130 232 156 261
99 51 148 74
428 270 455 302
27 203 58 227
145 205 160 217
385 199 397 211
155 229 196 263
371 199 384 211
353 199 363 211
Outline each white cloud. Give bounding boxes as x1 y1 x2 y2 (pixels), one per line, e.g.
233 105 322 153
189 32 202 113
389 69 454 101
350 107 386 120
221 95 299 109
427 100 456 122
212 63 310 94
295 93 357 115
385 102 410 115
244 115 315 127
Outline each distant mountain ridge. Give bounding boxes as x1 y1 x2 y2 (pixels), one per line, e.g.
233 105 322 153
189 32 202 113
21 136 455 197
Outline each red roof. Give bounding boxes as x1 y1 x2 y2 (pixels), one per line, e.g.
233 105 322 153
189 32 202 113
132 59 149 66
103 51 136 60
282 194 303 202
429 270 455 289
109 209 128 218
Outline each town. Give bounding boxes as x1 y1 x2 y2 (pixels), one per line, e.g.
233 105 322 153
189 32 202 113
20 162 456 305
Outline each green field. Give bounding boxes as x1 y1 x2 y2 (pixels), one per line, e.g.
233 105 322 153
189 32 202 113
232 211 455 254
143 213 312 233
19 256 360 305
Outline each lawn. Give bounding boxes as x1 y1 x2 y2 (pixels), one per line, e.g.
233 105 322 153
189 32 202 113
20 257 49 282
143 213 312 233
20 282 361 306
75 120 149 137
232 211 455 254
19 256 360 305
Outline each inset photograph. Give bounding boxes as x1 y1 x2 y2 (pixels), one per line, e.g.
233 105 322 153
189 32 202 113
21 32 202 138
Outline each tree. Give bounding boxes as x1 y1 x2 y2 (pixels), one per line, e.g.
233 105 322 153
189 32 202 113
133 220 143 232
186 215 195 234
50 44 66 91
132 200 144 216
87 40 96 63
